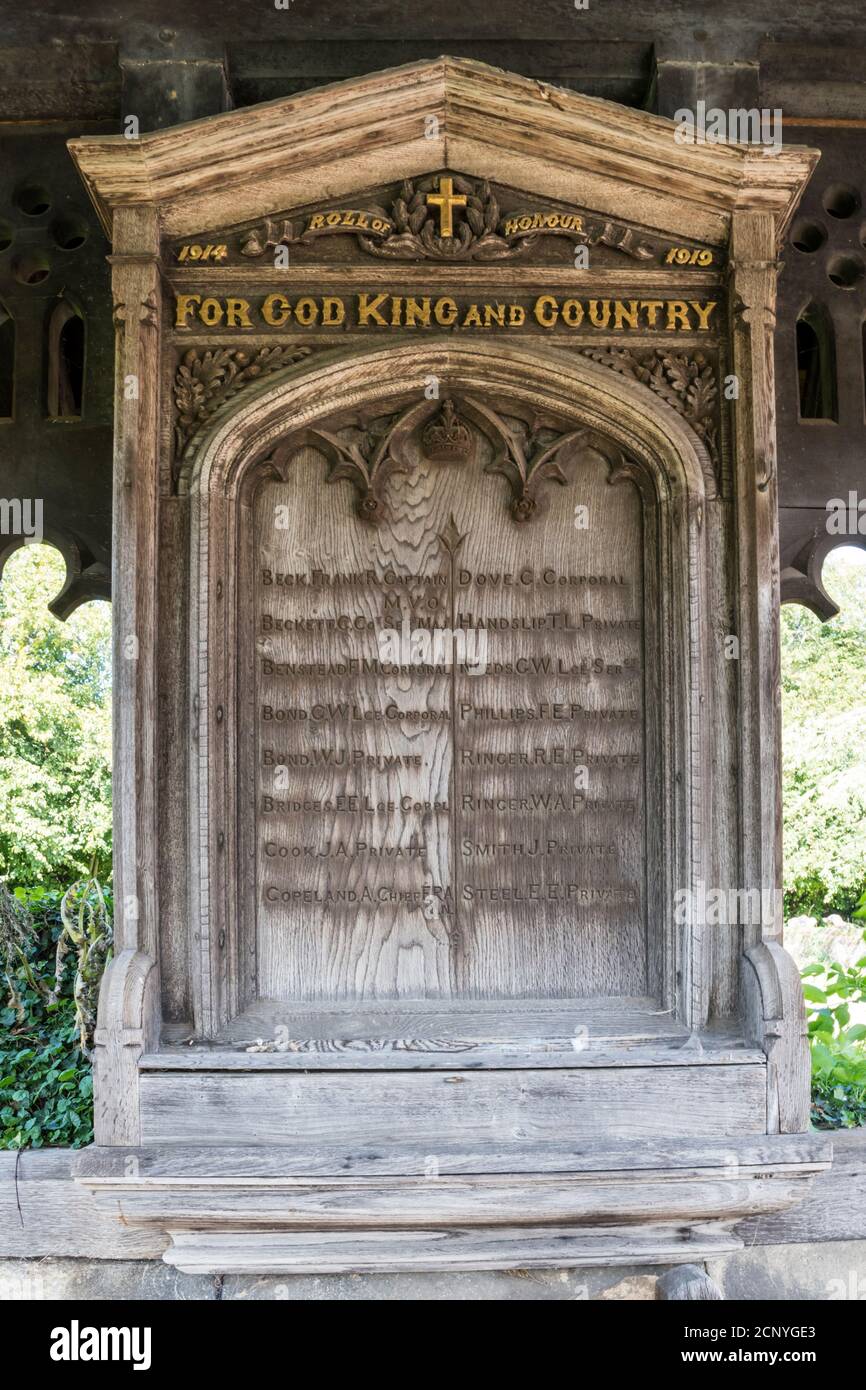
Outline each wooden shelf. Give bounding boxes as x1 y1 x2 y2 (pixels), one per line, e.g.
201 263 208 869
149 996 764 1071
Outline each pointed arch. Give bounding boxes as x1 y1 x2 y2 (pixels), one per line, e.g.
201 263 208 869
47 296 86 419
796 301 837 421
183 342 715 1036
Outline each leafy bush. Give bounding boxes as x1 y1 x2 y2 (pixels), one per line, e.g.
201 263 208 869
781 551 866 919
0 546 111 886
0 885 107 1149
801 894 866 1129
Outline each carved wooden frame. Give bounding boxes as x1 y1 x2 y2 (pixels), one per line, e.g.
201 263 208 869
184 340 714 1036
71 59 820 1160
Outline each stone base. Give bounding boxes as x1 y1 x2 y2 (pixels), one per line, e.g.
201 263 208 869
4 1241 866 1300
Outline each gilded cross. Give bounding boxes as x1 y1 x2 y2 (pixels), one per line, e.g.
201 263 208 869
425 177 468 238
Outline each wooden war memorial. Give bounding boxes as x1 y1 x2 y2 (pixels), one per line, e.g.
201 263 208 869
67 58 832 1275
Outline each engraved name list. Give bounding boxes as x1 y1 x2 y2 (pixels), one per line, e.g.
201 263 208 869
248 437 647 1001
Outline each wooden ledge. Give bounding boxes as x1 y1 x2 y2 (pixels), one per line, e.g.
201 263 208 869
73 1134 832 1275
145 998 765 1071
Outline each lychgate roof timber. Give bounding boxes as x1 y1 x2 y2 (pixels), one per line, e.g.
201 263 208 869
68 55 818 246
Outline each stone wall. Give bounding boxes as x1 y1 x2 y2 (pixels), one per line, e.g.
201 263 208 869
2 1243 865 1300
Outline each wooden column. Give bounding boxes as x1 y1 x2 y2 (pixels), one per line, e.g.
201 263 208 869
92 206 162 1144
729 210 810 1131
728 210 784 951
109 206 162 962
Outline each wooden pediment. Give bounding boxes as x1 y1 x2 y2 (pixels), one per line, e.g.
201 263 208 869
69 56 817 247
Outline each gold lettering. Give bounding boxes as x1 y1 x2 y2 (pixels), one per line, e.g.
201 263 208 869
175 294 201 328
666 300 691 330
434 297 458 326
199 297 223 327
508 304 526 326
613 299 639 330
322 296 345 326
641 300 665 328
690 300 717 330
534 295 559 328
405 297 431 327
225 297 252 329
588 299 611 329
262 293 292 327
484 303 506 328
294 297 319 326
357 293 389 327
307 214 326 231
462 304 483 327
562 298 584 328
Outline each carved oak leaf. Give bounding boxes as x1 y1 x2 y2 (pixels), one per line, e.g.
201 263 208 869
466 200 485 235
581 345 648 383
579 346 720 481
419 219 474 257
174 348 240 440
173 344 314 462
482 184 499 233
408 204 427 234
686 364 717 419
646 355 687 413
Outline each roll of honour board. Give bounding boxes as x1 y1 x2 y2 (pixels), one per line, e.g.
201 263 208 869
249 436 645 1001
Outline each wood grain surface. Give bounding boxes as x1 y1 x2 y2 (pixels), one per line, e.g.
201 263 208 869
251 432 644 1002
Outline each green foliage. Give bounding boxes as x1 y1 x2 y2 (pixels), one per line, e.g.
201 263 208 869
0 546 112 885
801 893 866 1129
0 886 106 1149
781 549 866 919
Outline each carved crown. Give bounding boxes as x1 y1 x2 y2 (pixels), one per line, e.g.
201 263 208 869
421 399 473 464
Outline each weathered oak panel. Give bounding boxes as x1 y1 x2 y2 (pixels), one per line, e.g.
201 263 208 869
250 439 645 1002
140 1065 767 1145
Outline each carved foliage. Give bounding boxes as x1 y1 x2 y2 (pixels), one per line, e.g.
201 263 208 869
366 176 520 262
173 345 315 460
581 347 719 474
238 173 659 265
